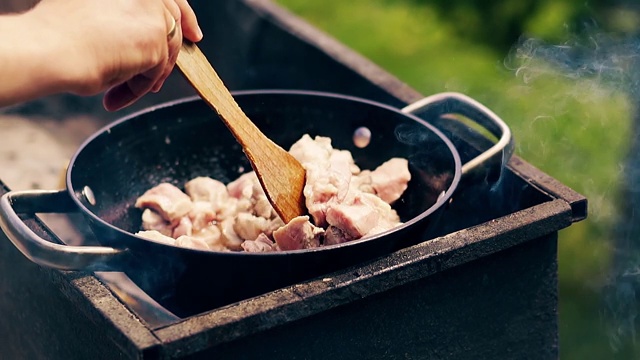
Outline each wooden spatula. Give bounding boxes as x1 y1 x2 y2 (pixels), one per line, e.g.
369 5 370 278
176 41 306 223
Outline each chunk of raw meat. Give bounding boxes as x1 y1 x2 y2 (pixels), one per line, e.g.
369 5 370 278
289 134 332 166
241 233 276 253
136 230 176 245
140 209 173 236
172 216 193 238
219 217 244 251
187 177 241 221
135 183 192 224
192 225 226 251
227 171 276 219
324 225 357 246
227 172 260 200
290 135 354 227
233 212 270 241
370 158 411 204
326 192 401 239
185 177 229 204
272 215 324 251
175 236 210 251
188 201 217 232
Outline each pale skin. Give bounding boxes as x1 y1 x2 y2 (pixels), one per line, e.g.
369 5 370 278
0 0 203 111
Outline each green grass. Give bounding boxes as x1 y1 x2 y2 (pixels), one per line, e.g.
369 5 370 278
275 0 636 358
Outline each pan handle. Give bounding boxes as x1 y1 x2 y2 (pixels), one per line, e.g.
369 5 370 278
0 190 127 271
401 92 514 175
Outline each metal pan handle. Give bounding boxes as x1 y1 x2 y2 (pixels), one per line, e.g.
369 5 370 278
401 92 514 176
0 190 127 271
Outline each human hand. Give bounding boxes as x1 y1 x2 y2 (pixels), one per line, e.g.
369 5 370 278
28 0 203 111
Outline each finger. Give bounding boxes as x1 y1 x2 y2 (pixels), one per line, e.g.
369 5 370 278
151 28 181 93
103 72 158 111
162 1 179 39
150 3 183 93
151 49 180 92
163 0 181 28
175 0 203 42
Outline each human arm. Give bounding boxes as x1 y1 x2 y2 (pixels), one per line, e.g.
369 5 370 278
0 0 202 111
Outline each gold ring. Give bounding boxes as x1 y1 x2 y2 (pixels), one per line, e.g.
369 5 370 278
167 17 177 39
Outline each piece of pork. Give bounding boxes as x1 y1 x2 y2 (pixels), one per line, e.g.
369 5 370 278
370 158 411 204
188 201 217 232
136 230 176 246
265 217 286 237
227 171 276 219
185 176 228 204
291 135 354 227
326 192 401 239
186 177 241 221
324 225 358 246
289 134 332 166
241 233 276 253
135 183 192 224
137 229 212 251
172 216 193 238
272 215 324 251
219 217 244 251
175 235 210 251
140 209 173 237
350 170 374 194
191 225 224 249
227 172 260 199
233 212 271 241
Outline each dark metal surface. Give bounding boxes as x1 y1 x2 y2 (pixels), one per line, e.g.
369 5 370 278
0 0 587 359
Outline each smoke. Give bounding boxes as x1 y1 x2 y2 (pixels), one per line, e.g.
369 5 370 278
507 27 640 98
506 22 640 352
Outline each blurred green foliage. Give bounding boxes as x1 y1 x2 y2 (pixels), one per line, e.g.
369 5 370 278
275 0 640 358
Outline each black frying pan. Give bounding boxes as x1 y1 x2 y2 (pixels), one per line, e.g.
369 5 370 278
0 90 512 314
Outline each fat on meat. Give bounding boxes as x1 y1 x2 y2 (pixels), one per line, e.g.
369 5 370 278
135 183 192 224
140 209 173 236
192 225 226 251
227 172 277 219
272 215 324 251
326 192 401 240
233 212 271 241
175 235 210 251
324 225 357 246
187 177 239 220
136 230 176 245
185 177 228 204
172 216 193 238
219 217 244 251
241 233 276 252
188 201 217 232
290 135 354 226
136 228 225 252
370 158 411 204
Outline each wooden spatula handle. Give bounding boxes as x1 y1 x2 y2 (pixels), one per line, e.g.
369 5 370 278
175 42 307 223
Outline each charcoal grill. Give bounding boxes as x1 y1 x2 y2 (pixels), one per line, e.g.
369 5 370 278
0 0 586 359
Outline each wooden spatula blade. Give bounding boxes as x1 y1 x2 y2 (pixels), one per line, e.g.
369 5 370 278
245 143 307 223
176 42 307 223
